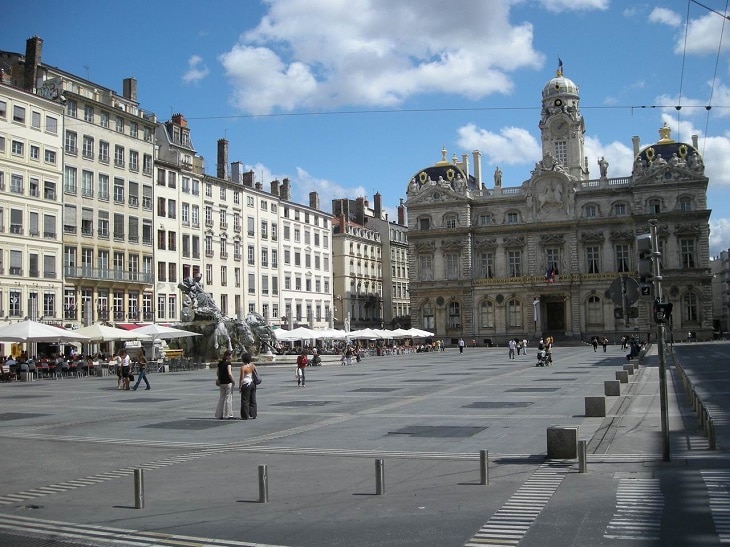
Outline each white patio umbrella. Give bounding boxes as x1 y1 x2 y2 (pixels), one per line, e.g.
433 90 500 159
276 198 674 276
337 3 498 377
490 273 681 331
348 328 386 340
74 323 151 342
405 328 435 338
274 327 317 341
0 319 91 343
311 328 349 340
389 328 413 338
131 324 201 340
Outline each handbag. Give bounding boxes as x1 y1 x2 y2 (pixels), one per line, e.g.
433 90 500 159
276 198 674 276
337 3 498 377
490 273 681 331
252 369 262 385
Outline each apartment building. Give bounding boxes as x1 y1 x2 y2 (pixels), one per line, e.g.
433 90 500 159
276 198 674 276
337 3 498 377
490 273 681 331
0 77 64 326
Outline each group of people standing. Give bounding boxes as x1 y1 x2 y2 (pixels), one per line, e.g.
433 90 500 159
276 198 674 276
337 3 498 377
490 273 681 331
507 338 529 360
215 351 258 420
114 349 151 391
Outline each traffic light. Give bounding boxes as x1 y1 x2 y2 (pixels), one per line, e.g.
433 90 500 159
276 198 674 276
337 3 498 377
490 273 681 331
637 233 654 283
614 307 624 319
653 299 673 324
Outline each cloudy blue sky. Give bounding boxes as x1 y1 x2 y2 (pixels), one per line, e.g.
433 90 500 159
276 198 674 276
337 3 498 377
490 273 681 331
5 0 730 255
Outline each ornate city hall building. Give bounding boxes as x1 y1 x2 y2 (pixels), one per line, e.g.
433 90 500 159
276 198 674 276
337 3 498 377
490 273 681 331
405 69 713 344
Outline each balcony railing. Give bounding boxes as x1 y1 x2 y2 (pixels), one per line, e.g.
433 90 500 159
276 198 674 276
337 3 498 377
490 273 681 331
63 266 153 284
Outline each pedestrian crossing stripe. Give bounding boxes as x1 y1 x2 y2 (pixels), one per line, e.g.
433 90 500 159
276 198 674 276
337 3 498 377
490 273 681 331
0 512 288 547
603 478 663 540
701 470 730 544
464 461 570 546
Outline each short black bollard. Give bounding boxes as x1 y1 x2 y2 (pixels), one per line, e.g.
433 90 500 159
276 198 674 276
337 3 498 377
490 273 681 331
258 464 269 503
375 459 385 495
134 468 144 509
479 450 489 485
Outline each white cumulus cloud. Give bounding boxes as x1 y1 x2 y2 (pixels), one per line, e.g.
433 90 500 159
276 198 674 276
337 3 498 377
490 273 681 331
456 123 542 166
649 7 682 27
710 218 730 256
182 55 209 84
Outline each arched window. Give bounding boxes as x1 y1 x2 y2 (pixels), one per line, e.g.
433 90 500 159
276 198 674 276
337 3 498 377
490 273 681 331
480 300 495 328
648 198 661 214
586 295 602 325
422 302 434 329
448 301 461 328
506 299 522 328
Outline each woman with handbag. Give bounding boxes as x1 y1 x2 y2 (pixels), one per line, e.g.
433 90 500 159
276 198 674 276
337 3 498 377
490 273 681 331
238 353 258 420
214 350 235 419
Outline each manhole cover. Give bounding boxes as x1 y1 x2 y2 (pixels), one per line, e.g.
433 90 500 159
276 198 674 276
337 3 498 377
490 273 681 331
350 388 399 393
143 419 232 430
505 387 560 393
0 412 48 421
464 402 533 409
388 425 487 438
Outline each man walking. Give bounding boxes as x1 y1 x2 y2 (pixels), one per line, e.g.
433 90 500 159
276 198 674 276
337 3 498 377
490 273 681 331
132 351 151 391
508 339 517 360
458 338 465 354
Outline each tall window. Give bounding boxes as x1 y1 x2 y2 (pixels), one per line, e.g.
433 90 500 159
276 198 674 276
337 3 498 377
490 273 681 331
680 238 696 268
448 301 461 328
422 303 435 329
546 248 560 275
615 244 630 273
554 140 567 166
445 253 460 280
586 295 602 325
507 250 522 277
419 255 433 281
586 246 600 273
480 300 495 328
479 252 494 278
682 292 698 322
506 299 522 328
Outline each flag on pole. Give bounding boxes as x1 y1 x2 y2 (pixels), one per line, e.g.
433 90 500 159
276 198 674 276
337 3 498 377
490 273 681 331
557 57 564 76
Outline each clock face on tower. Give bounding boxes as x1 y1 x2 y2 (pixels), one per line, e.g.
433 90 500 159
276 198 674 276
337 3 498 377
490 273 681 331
551 118 569 138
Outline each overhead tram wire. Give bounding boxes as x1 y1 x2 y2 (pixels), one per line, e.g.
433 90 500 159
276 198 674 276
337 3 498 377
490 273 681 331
677 1 691 141
702 0 729 154
181 103 730 123
690 0 730 154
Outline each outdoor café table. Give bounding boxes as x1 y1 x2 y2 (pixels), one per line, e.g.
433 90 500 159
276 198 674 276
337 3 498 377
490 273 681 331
36 363 49 378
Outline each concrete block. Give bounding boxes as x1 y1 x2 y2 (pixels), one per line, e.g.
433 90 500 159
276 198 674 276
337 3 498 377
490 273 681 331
604 380 621 396
616 370 629 383
547 425 579 459
622 365 635 375
585 396 606 417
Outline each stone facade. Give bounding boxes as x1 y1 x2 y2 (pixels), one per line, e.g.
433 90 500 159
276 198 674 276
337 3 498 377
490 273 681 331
405 69 713 344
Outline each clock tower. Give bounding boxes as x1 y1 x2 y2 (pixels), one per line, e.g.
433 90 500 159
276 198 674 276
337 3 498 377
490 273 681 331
538 63 588 181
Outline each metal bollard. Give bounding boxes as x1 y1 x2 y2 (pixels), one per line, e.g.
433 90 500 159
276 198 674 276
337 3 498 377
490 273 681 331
479 450 489 485
375 459 385 495
578 440 587 473
134 468 144 509
709 417 716 450
258 465 269 503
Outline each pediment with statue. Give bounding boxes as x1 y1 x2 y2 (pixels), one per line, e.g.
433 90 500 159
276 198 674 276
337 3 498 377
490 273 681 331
526 156 577 219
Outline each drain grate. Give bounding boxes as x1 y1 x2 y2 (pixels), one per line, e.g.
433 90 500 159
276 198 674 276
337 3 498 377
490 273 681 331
464 401 533 409
505 387 560 393
143 419 232 430
272 400 334 407
387 425 487 438
0 412 48 421
350 387 399 392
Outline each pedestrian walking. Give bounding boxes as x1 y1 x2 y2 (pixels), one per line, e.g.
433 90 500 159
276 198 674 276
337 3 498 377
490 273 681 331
591 337 598 352
522 338 528 355
238 353 257 419
214 350 235 419
345 345 353 366
115 351 123 389
119 349 131 390
508 339 516 360
458 338 465 354
131 351 151 390
296 349 308 386
601 337 608 353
